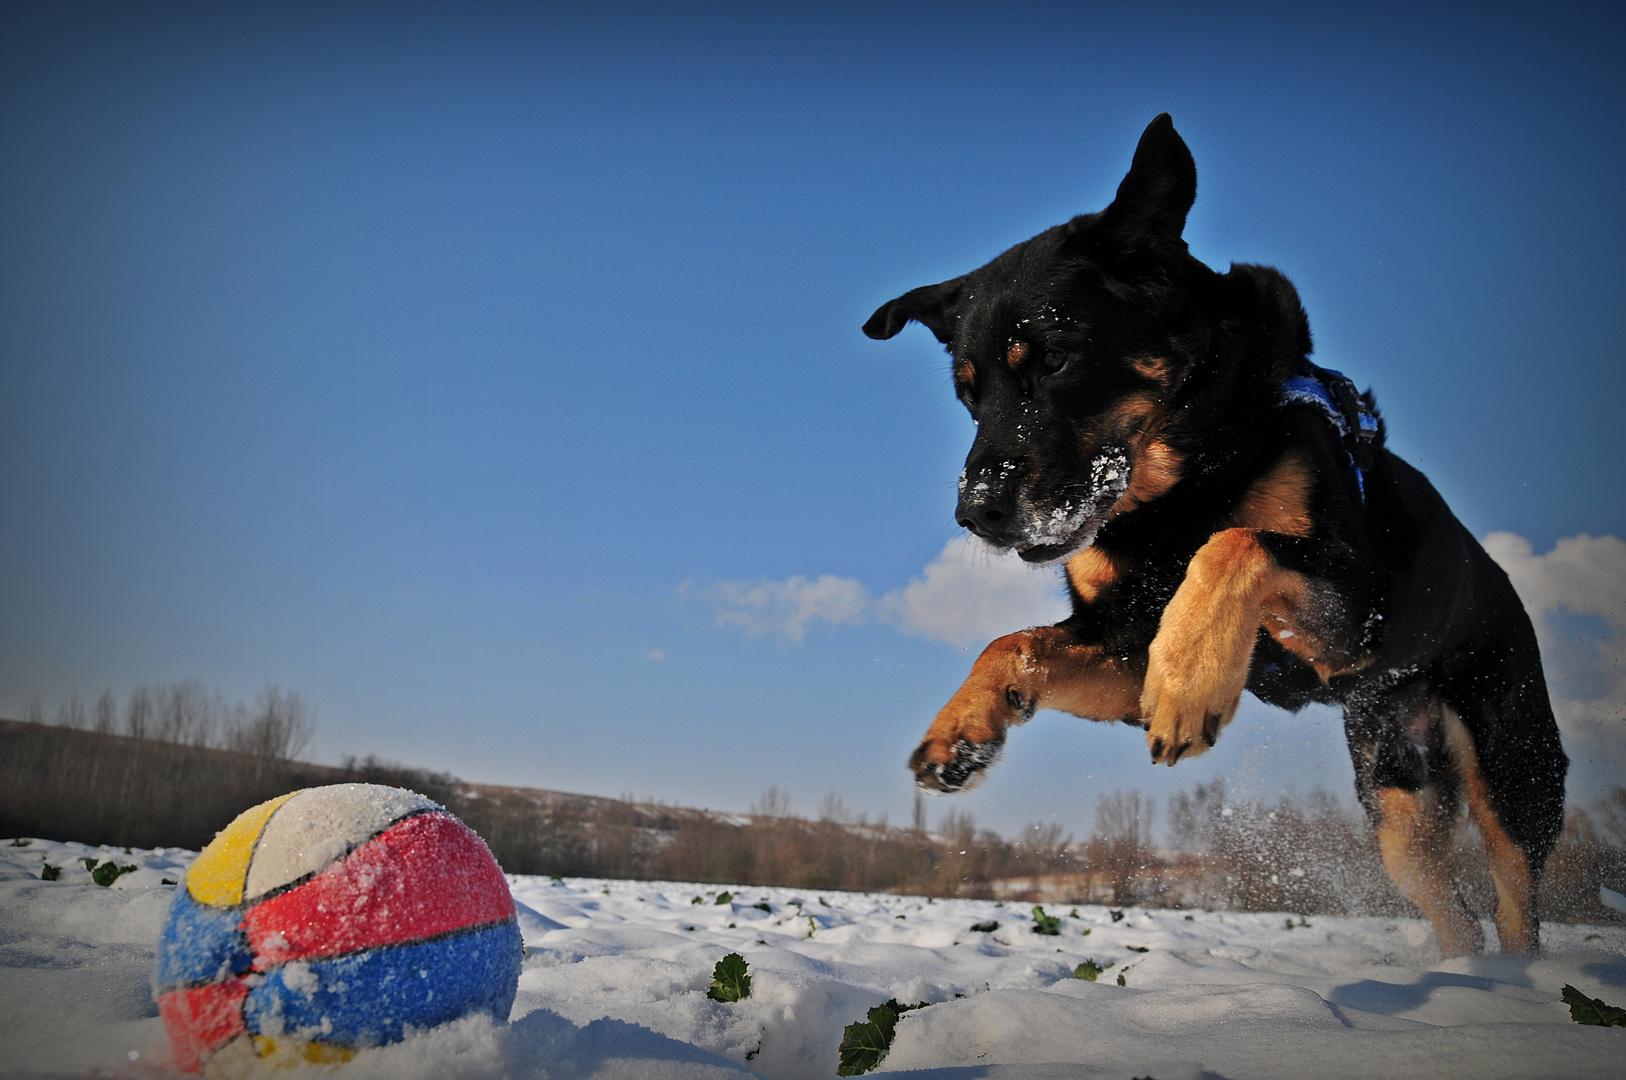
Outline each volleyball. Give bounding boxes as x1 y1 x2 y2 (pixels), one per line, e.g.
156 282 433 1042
155 784 522 1072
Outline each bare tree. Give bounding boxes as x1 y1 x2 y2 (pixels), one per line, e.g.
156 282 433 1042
1167 779 1225 852
125 685 154 739
1095 789 1156 848
94 690 118 734
818 792 851 825
225 685 315 760
1089 790 1158 904
154 680 218 746
26 695 45 726
751 784 792 819
55 693 87 729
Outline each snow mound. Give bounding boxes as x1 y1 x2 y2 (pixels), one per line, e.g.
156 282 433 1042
3 837 1624 1078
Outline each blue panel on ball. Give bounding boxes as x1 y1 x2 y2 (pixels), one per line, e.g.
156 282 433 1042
156 886 252 990
243 919 522 1048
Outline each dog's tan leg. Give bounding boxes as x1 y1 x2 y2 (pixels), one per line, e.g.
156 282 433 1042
911 626 1144 791
1373 785 1484 957
1441 709 1539 954
1141 529 1276 764
1141 527 1363 765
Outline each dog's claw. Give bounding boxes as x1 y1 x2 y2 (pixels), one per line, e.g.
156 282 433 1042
1150 737 1164 762
914 736 1004 793
1202 712 1221 746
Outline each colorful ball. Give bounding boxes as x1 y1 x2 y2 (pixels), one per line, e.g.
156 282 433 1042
155 784 522 1073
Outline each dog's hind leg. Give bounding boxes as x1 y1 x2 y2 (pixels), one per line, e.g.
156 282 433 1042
1371 784 1484 956
1435 627 1567 954
1440 709 1539 953
910 625 1145 792
1346 683 1483 957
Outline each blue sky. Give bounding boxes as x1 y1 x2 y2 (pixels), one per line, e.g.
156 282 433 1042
3 1 1623 837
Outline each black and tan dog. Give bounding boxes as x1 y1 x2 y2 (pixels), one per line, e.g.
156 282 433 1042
863 115 1567 956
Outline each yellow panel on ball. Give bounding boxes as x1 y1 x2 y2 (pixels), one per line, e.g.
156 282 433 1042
186 790 302 907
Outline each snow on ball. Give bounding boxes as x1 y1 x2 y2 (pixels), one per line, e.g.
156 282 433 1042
155 784 522 1073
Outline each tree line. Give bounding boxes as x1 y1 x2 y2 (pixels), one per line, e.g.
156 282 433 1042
23 681 314 760
3 695 1621 926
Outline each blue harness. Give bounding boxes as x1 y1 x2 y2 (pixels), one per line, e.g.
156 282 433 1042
1278 363 1381 501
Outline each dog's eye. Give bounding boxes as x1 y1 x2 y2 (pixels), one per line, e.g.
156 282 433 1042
1042 349 1069 372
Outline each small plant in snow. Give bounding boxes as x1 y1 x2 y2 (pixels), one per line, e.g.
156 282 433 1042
90 861 137 887
836 999 927 1075
1031 906 1061 935
1562 985 1626 1027
1074 959 1113 981
10 838 31 846
714 891 733 905
40 862 61 881
1109 909 1125 923
753 901 771 912
970 920 999 933
691 895 703 904
706 953 751 1002
807 916 817 937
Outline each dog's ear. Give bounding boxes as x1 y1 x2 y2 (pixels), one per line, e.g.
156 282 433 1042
1226 263 1313 383
1097 114 1197 245
862 277 966 343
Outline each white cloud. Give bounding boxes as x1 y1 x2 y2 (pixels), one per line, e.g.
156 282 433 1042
697 529 1623 799
703 574 872 643
1483 531 1626 787
700 536 1069 649
878 536 1071 649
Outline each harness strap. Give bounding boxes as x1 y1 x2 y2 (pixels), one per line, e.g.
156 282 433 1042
1278 363 1380 501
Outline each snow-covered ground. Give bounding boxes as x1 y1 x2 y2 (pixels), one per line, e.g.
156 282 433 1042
3 836 1623 1079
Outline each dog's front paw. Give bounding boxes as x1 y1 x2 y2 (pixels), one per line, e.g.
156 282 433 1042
910 735 1005 792
910 631 1045 791
1140 650 1242 766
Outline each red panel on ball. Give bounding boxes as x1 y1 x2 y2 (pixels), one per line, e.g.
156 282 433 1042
243 811 514 965
158 979 249 1073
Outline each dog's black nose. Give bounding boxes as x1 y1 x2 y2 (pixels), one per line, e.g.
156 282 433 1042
958 450 1029 541
956 500 1008 539
956 463 1024 541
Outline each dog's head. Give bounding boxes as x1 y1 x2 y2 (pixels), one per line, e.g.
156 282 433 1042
867 115 1278 563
